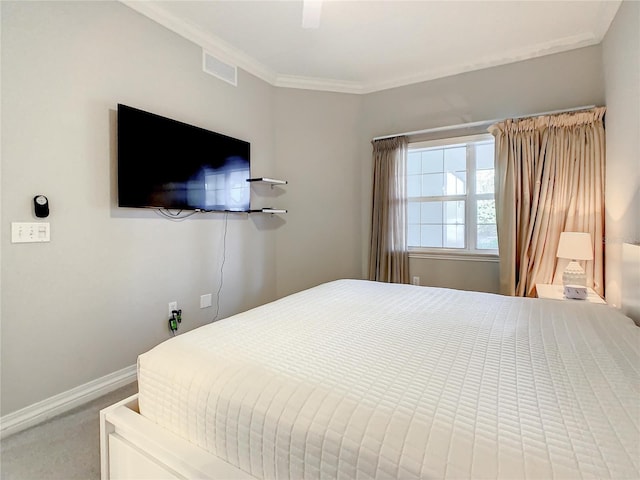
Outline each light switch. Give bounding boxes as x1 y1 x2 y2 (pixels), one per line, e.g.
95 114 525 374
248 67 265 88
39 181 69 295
11 222 50 243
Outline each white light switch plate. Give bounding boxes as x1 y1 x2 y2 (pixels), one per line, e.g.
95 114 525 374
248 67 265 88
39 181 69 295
200 294 212 308
11 222 50 243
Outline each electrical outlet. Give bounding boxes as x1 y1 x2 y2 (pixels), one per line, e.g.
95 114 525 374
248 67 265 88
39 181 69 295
412 276 420 286
168 301 178 317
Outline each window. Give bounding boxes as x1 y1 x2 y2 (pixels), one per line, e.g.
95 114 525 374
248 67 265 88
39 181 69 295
407 134 497 253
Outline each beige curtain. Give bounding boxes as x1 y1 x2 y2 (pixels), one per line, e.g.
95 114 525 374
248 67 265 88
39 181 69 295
368 136 410 283
489 107 606 297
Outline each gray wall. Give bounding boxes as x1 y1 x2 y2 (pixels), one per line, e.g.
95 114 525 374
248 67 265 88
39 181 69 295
1 1 366 415
1 1 281 415
360 46 606 293
274 88 363 297
602 0 640 309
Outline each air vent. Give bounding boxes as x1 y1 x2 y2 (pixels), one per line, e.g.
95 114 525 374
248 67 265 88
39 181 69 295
202 50 237 86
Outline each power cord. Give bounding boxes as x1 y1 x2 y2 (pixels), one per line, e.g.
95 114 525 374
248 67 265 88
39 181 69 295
155 209 199 221
213 212 228 322
155 209 230 325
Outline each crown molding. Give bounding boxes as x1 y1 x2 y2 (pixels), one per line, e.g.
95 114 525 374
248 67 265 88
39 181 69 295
120 1 620 95
362 32 601 94
120 0 277 85
275 74 365 95
121 0 360 92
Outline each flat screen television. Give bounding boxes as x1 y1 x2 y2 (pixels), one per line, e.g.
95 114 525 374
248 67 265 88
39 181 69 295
117 104 250 212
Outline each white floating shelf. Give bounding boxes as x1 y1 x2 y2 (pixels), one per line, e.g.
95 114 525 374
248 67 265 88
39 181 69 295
247 178 288 185
248 208 287 214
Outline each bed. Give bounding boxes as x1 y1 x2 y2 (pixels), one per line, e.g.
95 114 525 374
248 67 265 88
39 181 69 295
100 279 640 479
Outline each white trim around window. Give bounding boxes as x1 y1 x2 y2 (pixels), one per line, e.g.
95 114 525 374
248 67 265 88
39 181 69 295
407 133 498 256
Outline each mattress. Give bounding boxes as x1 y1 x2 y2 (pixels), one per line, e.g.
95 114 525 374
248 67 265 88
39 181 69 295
137 279 640 479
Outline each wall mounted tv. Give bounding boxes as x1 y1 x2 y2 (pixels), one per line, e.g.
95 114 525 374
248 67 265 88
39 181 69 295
117 104 250 212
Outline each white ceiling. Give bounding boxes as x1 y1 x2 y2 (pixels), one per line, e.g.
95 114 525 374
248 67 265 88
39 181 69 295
122 0 621 94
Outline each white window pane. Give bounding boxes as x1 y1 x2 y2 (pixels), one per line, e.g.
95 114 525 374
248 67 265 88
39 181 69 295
422 173 443 196
421 225 442 247
477 199 496 224
445 171 466 195
445 200 465 224
476 143 495 170
476 169 494 194
407 175 421 197
408 136 495 252
421 201 442 224
407 152 421 175
422 150 443 173
477 224 498 249
444 225 465 248
444 147 466 172
408 224 420 247
408 201 420 224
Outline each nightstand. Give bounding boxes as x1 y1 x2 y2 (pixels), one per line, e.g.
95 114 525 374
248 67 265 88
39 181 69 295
536 284 606 304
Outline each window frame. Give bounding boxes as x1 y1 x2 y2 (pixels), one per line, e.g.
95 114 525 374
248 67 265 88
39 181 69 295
407 133 498 257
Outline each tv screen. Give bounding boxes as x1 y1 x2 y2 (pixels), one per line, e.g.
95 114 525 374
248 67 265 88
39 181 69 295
117 104 250 212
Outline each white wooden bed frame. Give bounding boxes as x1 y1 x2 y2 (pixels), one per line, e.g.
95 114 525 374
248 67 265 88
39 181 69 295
100 245 640 480
99 394 252 479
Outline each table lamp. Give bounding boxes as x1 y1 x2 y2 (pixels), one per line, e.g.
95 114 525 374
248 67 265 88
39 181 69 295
556 232 593 287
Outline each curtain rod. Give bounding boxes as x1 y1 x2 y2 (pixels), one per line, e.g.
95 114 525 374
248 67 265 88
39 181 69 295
372 104 597 141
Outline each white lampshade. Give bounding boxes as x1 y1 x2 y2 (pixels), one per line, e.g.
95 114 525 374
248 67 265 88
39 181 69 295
556 232 593 261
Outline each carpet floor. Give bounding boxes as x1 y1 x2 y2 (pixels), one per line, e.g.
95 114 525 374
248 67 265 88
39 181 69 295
1 382 138 480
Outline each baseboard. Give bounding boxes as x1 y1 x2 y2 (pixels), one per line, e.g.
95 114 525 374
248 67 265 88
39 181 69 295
0 364 137 439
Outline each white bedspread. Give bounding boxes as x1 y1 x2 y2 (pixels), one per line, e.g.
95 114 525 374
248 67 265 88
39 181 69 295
138 280 640 479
